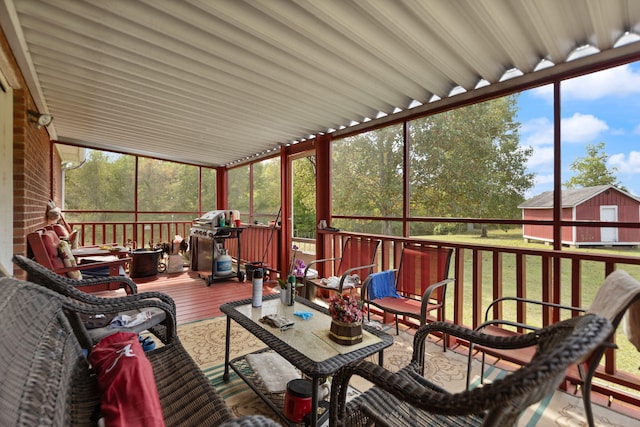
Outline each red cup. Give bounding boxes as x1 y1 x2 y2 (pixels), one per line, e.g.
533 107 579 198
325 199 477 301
234 219 241 227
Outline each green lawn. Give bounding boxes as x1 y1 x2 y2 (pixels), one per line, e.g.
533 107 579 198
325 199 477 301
434 228 640 380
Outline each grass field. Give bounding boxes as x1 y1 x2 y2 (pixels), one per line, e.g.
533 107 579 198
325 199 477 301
434 228 640 381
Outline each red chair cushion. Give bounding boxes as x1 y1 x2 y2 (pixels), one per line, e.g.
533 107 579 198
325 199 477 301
40 230 65 270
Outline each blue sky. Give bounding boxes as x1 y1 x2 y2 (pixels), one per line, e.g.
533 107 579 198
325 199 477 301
517 61 640 198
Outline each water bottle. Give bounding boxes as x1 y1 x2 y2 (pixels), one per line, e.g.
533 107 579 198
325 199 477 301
252 268 263 307
287 274 296 306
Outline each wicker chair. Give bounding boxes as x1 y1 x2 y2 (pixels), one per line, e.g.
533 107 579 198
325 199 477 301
0 277 280 427
329 315 612 427
14 254 175 344
15 251 138 294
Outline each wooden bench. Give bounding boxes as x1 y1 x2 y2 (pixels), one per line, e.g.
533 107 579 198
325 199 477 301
0 277 278 427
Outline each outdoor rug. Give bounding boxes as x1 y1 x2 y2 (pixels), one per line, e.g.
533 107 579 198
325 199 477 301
175 317 636 426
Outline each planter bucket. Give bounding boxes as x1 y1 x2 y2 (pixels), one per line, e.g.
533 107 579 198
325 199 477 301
329 320 363 345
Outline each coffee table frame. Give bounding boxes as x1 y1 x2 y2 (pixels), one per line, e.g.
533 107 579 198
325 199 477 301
221 294 393 427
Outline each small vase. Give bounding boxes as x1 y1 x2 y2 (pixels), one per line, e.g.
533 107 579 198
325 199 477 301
280 288 288 304
329 319 363 345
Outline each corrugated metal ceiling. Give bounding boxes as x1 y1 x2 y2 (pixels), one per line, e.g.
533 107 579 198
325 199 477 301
1 0 639 167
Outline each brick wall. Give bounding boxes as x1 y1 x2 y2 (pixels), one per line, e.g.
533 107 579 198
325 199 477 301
2 27 61 279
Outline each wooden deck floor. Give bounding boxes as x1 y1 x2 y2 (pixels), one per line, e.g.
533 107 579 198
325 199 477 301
131 268 281 324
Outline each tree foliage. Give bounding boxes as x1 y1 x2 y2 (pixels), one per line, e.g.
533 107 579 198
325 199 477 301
564 142 623 190
331 95 534 236
292 156 317 236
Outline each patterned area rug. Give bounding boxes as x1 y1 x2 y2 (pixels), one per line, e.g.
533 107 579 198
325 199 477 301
176 317 635 426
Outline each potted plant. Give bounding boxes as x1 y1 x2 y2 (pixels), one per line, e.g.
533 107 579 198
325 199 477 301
328 293 363 345
276 245 306 305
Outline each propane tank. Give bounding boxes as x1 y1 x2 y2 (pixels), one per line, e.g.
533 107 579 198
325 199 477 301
215 249 233 276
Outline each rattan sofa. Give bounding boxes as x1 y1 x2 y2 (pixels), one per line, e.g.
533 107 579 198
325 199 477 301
329 315 612 427
0 277 279 427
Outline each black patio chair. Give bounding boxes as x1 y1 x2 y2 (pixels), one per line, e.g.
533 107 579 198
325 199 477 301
330 315 612 427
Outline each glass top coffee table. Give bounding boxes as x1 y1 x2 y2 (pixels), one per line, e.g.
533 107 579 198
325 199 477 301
221 294 393 427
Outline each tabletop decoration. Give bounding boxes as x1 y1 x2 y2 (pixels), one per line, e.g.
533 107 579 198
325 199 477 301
277 245 306 305
328 293 363 345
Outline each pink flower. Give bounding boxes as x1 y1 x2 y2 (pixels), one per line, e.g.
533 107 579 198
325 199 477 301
329 294 363 324
289 245 307 277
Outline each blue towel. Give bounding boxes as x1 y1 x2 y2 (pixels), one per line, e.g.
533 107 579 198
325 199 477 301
368 270 400 300
293 311 313 320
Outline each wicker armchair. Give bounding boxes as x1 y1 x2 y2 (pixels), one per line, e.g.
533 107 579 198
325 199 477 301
15 251 138 294
14 254 176 344
330 316 612 427
0 278 280 427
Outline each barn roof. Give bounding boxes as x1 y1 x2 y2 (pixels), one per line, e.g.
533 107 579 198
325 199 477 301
518 185 640 209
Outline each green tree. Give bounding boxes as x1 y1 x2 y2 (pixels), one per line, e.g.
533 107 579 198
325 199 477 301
292 156 317 237
64 150 135 220
564 142 624 190
332 95 534 237
333 125 404 236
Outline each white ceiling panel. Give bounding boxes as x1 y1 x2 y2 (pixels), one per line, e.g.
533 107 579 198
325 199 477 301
1 0 639 167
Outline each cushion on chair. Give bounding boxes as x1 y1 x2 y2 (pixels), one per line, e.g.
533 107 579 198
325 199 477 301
47 223 80 249
48 223 69 238
40 229 66 270
87 307 167 343
58 240 82 280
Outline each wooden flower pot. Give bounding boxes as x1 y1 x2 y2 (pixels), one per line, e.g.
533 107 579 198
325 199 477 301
329 319 363 345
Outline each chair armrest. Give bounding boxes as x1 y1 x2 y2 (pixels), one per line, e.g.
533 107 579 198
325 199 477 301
420 278 454 323
303 256 342 286
12 254 138 294
59 282 176 317
65 297 177 344
337 263 377 292
331 315 612 426
57 257 130 273
411 321 542 365
53 269 138 295
483 296 585 324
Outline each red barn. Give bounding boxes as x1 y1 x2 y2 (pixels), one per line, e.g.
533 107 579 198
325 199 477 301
518 185 640 247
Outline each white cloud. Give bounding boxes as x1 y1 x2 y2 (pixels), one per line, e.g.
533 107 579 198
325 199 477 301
521 114 608 146
531 64 640 101
535 173 555 185
562 65 640 100
609 151 640 174
520 117 553 147
527 146 555 169
561 113 608 143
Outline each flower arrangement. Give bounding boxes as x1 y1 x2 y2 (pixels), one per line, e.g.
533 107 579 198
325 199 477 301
277 244 307 289
328 293 363 324
289 244 306 277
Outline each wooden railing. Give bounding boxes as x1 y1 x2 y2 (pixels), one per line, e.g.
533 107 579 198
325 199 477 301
69 220 193 249
69 220 282 276
315 230 640 407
